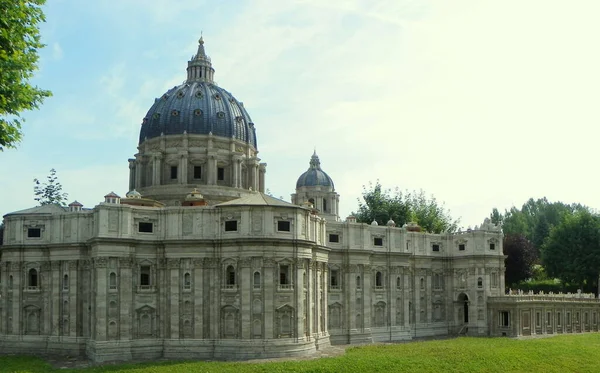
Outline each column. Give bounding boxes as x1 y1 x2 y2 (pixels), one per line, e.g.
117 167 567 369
322 263 328 335
364 265 372 329
193 260 204 338
93 258 108 341
128 159 135 191
51 262 60 336
207 155 217 185
10 262 20 335
295 260 305 340
427 271 432 323
169 259 180 338
404 269 410 326
119 258 133 340
152 155 161 186
348 266 357 330
259 163 267 193
240 258 251 338
306 260 314 338
263 259 275 338
135 159 142 189
179 153 188 184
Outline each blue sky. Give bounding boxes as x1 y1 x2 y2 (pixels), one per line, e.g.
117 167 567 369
2 0 600 228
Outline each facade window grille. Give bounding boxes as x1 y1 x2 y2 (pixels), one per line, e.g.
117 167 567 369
374 237 383 246
432 244 440 252
226 265 236 287
279 265 290 286
139 222 153 233
170 166 178 179
459 244 465 251
28 268 38 288
330 270 340 290
489 243 495 250
193 166 202 179
375 271 383 288
329 234 339 243
27 228 41 238
253 271 261 289
140 266 151 286
277 220 291 232
217 167 225 181
225 220 238 232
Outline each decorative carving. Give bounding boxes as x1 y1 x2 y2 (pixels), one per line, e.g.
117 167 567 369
51 261 61 270
193 259 204 268
239 257 252 267
263 258 276 268
108 210 118 232
120 257 133 268
167 258 180 269
182 214 193 235
93 257 108 268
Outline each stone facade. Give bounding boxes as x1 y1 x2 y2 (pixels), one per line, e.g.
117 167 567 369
2 36 599 363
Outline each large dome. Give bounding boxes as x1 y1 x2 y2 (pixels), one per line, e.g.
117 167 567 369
138 37 257 148
296 151 335 189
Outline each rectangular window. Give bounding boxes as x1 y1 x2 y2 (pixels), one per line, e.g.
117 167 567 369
547 312 551 325
280 265 290 285
567 312 571 325
374 237 383 246
193 166 202 179
330 270 339 289
170 166 178 179
27 228 41 238
499 311 510 327
329 234 340 243
140 266 151 286
225 220 238 232
432 244 440 252
217 167 225 181
489 243 495 250
139 222 153 233
459 244 465 251
536 312 541 327
277 220 291 232
557 312 561 326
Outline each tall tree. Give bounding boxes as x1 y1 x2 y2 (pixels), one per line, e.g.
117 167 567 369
34 168 68 206
503 234 538 287
354 181 459 233
542 210 600 293
0 0 52 150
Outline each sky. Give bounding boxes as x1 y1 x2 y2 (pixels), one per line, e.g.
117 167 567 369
2 0 600 229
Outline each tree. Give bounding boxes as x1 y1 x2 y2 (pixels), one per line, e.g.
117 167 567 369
542 210 600 293
353 181 459 233
34 168 68 206
0 0 52 150
503 234 538 287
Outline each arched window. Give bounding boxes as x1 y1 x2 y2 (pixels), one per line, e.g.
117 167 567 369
63 274 69 290
28 268 38 288
184 272 191 289
420 277 424 289
477 277 483 288
253 271 261 289
9 275 13 290
323 198 328 212
356 275 362 289
396 276 401 289
375 272 383 288
226 265 236 287
109 272 117 289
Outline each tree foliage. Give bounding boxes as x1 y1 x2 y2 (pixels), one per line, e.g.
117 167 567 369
34 168 68 206
503 234 538 287
542 210 600 293
353 181 459 233
0 0 52 150
491 197 590 287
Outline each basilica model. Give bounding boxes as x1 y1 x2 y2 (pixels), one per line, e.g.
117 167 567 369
2 38 599 362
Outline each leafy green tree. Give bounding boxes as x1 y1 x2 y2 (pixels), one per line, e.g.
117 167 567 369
542 210 600 293
503 234 538 287
34 168 68 206
354 181 459 233
0 0 52 150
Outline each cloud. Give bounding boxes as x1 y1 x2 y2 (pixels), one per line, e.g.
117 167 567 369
52 42 63 60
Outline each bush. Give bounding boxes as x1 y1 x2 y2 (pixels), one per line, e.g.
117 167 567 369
511 279 580 294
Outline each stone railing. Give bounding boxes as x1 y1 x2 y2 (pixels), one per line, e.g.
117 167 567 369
489 289 600 303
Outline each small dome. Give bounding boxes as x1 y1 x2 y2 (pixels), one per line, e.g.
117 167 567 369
68 200 83 207
185 188 204 201
386 219 396 227
126 189 142 199
296 151 334 189
371 220 378 226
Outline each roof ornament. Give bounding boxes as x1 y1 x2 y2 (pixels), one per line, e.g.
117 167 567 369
309 150 321 169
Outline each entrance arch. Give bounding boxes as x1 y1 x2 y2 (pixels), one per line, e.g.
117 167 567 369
457 293 469 323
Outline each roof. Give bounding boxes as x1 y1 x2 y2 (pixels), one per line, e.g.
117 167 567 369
216 193 299 208
4 204 67 217
138 38 257 148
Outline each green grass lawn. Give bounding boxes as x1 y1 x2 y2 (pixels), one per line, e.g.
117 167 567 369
4 334 600 373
